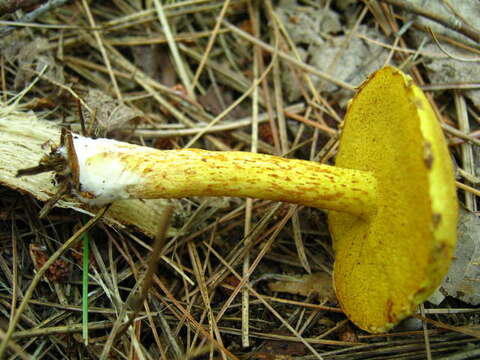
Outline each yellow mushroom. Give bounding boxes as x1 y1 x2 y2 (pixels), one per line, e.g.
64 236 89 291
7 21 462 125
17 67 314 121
23 66 458 333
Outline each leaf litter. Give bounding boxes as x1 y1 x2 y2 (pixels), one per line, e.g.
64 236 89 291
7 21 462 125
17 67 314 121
0 0 479 359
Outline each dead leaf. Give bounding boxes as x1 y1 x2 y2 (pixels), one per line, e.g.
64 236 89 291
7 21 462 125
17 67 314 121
29 244 70 282
268 272 335 301
1 35 64 89
83 89 143 134
437 207 480 305
337 324 358 343
405 0 480 109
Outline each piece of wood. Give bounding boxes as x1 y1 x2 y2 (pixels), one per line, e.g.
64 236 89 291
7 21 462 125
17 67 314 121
0 105 172 237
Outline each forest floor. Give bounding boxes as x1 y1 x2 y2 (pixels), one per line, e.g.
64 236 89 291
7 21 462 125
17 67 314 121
0 0 479 359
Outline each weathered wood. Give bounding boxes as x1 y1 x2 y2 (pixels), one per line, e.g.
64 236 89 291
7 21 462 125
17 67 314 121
0 105 172 237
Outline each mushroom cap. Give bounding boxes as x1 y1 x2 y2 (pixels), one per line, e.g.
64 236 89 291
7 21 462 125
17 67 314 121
329 67 458 333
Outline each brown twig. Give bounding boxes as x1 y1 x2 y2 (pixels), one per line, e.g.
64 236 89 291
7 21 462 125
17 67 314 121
0 0 43 15
0 0 69 37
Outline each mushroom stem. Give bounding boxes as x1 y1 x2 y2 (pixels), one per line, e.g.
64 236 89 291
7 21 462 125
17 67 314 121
67 136 378 217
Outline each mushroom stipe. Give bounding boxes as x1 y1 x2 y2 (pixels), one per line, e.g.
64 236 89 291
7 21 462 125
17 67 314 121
20 66 458 333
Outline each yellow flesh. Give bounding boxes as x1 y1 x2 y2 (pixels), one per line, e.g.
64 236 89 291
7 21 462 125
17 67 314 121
329 67 458 333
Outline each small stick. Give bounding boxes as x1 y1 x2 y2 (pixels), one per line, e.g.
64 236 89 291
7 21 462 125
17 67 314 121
0 328 31 360
153 0 195 100
0 0 43 15
0 0 69 37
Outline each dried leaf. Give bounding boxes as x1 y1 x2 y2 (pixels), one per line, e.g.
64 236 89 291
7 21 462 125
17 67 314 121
276 2 341 46
268 272 335 301
1 35 64 89
29 244 70 282
131 45 164 82
439 207 480 305
406 0 480 109
253 339 307 359
337 324 358 343
84 89 143 134
308 26 390 104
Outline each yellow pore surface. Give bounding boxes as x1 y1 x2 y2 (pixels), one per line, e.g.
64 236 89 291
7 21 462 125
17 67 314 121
329 67 458 333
